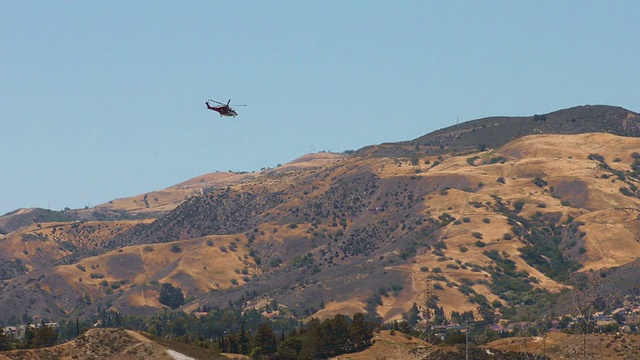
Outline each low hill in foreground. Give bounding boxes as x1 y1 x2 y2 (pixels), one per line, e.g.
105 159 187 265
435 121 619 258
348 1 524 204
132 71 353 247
0 328 226 360
487 332 640 359
3 328 640 360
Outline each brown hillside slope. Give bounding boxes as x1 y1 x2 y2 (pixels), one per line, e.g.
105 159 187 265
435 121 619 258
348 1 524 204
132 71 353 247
0 220 150 279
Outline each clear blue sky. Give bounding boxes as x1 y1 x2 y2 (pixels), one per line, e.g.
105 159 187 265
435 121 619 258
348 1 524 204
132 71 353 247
1 1 639 215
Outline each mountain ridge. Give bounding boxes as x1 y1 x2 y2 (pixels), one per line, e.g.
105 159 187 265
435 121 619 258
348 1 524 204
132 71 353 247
2 105 640 327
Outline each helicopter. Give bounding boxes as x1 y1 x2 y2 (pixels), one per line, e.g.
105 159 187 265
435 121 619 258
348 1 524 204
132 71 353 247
205 99 245 117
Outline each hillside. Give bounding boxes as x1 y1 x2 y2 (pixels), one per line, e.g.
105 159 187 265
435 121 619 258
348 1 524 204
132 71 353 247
0 328 225 360
1 105 640 329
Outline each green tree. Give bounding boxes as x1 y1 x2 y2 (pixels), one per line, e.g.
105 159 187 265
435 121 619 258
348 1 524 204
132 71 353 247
33 321 57 348
298 318 322 360
238 322 250 355
350 313 373 348
402 303 420 328
158 283 185 309
252 323 277 356
276 336 302 360
0 328 12 351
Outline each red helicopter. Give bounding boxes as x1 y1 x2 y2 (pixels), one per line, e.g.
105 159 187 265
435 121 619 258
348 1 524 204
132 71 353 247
205 99 245 117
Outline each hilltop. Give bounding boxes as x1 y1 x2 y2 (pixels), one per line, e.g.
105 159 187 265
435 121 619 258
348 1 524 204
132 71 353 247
358 104 640 157
1 104 640 329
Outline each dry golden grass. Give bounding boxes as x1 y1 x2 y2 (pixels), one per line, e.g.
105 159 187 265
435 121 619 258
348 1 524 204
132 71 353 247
0 220 149 273
312 300 368 321
38 234 262 311
486 331 640 360
330 330 430 360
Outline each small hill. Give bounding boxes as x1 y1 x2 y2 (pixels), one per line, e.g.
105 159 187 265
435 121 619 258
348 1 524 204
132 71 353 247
0 328 225 360
0 208 76 234
486 332 640 359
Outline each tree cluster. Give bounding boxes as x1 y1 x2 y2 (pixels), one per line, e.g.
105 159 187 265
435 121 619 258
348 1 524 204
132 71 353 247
217 313 374 359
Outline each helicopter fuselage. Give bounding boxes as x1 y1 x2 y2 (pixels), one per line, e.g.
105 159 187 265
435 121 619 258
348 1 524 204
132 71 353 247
206 102 238 117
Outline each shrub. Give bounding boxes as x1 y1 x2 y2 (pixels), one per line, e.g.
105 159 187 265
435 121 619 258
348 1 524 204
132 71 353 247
439 212 456 226
143 245 154 252
459 245 468 253
420 266 429 272
620 187 635 197
206 239 214 246
497 177 506 184
588 153 605 162
482 217 491 224
460 278 474 286
269 258 282 268
170 244 182 253
514 199 526 212
533 177 548 188
471 232 483 239
475 241 486 247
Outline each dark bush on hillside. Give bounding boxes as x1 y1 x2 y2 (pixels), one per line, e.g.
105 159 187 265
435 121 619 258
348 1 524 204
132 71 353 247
159 283 184 309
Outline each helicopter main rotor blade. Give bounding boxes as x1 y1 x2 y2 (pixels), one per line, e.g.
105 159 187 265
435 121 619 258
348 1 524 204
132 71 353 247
208 99 225 105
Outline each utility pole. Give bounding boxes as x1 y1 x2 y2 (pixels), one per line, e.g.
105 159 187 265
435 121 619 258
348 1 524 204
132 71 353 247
425 277 432 343
465 320 469 360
